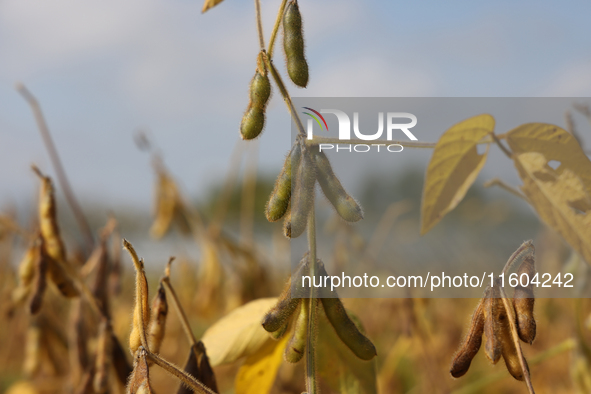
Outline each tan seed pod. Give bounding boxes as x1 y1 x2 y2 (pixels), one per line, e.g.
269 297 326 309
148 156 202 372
313 149 363 222
127 348 153 394
266 143 302 222
93 319 112 394
289 148 316 238
483 286 502 364
125 240 151 355
44 245 79 297
283 0 309 87
147 282 168 356
150 171 178 239
284 298 309 363
28 239 47 315
262 256 309 332
318 263 376 361
23 324 42 376
450 299 485 378
12 239 41 306
33 167 67 263
513 255 536 344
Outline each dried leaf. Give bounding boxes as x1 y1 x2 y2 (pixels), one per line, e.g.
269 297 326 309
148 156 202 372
202 0 225 13
177 342 219 394
507 123 591 264
202 298 278 366
421 114 494 234
235 335 288 394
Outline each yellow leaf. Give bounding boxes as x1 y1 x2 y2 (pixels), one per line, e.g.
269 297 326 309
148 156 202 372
421 114 494 234
202 0 225 13
317 305 377 394
235 335 288 394
202 298 278 366
506 123 591 264
5 381 39 394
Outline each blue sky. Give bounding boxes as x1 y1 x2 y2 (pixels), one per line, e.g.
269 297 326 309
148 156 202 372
1 0 590 210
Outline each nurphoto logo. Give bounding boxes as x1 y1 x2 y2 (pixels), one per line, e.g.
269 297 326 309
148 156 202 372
303 107 418 153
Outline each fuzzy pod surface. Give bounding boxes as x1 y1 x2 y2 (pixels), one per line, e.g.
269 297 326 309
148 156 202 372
283 0 309 87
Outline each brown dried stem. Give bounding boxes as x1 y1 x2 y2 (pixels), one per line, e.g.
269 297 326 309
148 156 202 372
498 286 535 394
145 351 216 394
161 257 198 347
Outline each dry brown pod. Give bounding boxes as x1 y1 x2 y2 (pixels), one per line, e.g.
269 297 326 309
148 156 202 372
513 255 536 344
93 319 112 394
450 299 485 378
28 238 47 315
147 282 168 356
33 166 67 263
483 285 502 364
127 347 153 394
177 342 218 394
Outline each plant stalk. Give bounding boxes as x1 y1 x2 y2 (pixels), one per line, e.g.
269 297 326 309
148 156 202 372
305 208 318 394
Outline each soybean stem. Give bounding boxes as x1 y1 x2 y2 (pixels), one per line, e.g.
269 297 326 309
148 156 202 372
491 132 513 159
16 83 94 252
267 0 288 59
264 59 307 136
483 178 529 203
305 209 319 394
145 351 215 394
254 0 265 50
161 276 198 347
498 286 536 394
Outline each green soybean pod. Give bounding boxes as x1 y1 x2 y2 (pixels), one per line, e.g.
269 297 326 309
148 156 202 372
318 263 376 361
289 148 316 238
262 257 309 332
240 101 266 140
284 299 309 363
313 149 363 222
266 143 302 222
270 320 289 340
240 53 271 140
283 0 309 88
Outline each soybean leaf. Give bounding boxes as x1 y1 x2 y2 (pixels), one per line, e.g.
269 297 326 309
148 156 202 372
235 335 288 394
421 114 494 234
202 298 278 366
507 123 591 264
